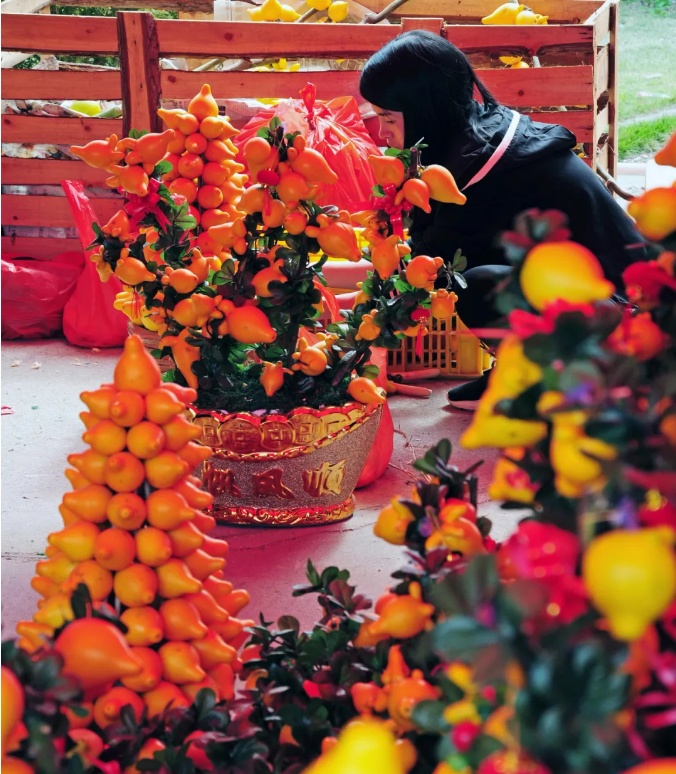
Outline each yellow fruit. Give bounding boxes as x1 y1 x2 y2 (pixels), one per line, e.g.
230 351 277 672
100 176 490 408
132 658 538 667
54 617 142 691
143 681 190 718
481 1 525 24
109 390 146 427
104 451 146 493
158 641 206 684
159 598 209 640
156 558 202 598
145 451 190 489
627 187 676 241
520 241 615 310
93 686 144 728
582 527 676 640
120 646 163 693
114 335 162 395
2 667 25 748
113 563 159 607
120 606 165 646
126 421 166 459
67 449 109 486
147 489 196 530
83 419 127 456
35 553 77 584
107 492 147 530
63 560 114 601
327 1 348 21
94 527 137 571
135 526 173 567
48 520 100 562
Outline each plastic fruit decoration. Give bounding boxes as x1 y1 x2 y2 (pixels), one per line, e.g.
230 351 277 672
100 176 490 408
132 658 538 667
160 328 201 389
481 1 526 24
327 0 349 21
582 526 676 640
519 241 615 311
1 666 24 749
288 137 339 185
16 335 249 721
118 129 174 174
302 718 405 774
347 376 387 406
260 361 290 397
373 499 416 545
304 212 362 262
188 83 219 121
53 617 141 691
396 178 432 213
368 155 406 188
477 750 551 774
226 304 278 344
370 234 411 279
461 335 547 449
367 582 434 639
654 129 676 167
419 164 467 205
537 391 618 498
430 289 458 318
405 255 444 290
70 134 124 170
627 187 676 241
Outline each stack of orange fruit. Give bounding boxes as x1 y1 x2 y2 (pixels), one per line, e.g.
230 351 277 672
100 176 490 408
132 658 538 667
16 335 253 721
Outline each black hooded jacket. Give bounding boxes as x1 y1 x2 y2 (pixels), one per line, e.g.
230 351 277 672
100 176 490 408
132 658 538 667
409 103 648 290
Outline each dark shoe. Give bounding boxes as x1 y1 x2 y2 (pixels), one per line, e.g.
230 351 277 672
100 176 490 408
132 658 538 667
446 370 492 411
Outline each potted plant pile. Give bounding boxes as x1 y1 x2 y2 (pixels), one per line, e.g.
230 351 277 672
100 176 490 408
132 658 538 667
3 129 676 774
69 84 468 526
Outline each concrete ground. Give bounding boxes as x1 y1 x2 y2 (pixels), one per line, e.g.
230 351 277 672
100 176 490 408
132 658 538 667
1 338 519 640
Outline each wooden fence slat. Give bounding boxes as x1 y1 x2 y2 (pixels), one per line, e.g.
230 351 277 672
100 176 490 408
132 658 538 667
118 11 162 135
355 0 603 21
154 18 594 58
2 158 113 186
594 44 609 102
2 236 85 258
155 19 400 59
529 110 594 142
2 70 121 101
2 194 121 229
480 65 594 107
161 65 593 109
55 0 213 11
161 69 363 102
1 115 123 145
1 14 119 55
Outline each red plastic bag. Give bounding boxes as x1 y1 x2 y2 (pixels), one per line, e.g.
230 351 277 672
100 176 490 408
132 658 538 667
61 180 129 348
235 83 381 212
1 252 82 340
356 347 394 488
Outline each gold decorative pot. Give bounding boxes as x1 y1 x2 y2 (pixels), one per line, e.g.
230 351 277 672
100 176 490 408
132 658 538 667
191 402 383 526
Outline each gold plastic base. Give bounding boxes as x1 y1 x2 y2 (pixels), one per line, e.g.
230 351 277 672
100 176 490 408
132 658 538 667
211 495 355 527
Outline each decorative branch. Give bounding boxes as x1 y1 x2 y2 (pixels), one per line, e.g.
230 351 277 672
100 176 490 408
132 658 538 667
360 0 410 24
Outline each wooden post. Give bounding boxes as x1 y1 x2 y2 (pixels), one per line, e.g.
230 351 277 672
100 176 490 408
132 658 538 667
606 0 618 180
117 11 162 136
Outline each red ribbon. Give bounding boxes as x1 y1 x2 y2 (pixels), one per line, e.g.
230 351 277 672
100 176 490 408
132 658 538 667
370 184 412 238
124 178 170 231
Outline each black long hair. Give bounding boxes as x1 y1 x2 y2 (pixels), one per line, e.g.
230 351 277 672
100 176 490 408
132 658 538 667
359 29 497 164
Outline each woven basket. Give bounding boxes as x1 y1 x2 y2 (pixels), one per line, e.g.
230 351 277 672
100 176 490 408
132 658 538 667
387 313 493 379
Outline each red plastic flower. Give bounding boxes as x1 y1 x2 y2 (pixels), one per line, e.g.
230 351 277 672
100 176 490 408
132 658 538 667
508 300 595 338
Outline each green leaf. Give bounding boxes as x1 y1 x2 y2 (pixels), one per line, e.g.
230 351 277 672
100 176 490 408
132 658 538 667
410 700 450 734
432 617 500 660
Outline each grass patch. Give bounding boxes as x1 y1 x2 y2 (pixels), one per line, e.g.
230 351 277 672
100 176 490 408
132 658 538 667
618 116 676 159
618 0 676 122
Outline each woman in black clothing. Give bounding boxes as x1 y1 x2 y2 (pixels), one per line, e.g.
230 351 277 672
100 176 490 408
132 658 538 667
359 30 648 406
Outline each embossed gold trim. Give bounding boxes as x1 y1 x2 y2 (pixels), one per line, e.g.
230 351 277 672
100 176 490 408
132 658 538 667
211 496 356 526
189 403 381 461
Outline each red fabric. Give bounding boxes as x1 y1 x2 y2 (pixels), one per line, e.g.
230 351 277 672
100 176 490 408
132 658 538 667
235 83 381 212
356 347 394 488
1 252 82 339
61 180 128 348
